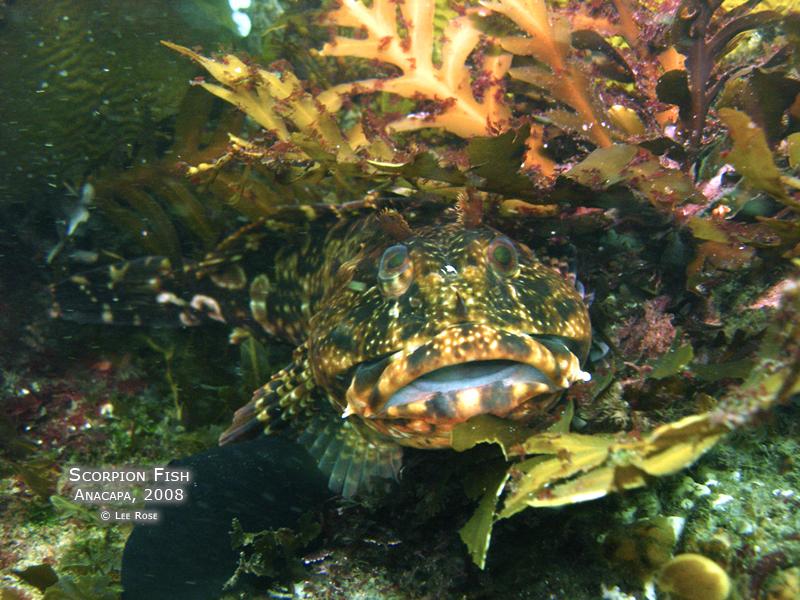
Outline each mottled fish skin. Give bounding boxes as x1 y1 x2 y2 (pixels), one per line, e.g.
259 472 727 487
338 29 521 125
277 208 591 448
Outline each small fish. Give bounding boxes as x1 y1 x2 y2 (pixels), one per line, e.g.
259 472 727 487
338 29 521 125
52 195 591 497
46 182 95 265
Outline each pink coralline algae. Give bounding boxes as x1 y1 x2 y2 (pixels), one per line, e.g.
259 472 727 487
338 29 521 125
616 296 677 360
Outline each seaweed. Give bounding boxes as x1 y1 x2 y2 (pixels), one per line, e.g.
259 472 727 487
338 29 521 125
319 0 512 138
487 0 615 155
662 0 786 148
226 513 321 585
718 107 800 209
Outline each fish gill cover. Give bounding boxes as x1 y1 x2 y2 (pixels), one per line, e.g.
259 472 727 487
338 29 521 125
2 0 800 598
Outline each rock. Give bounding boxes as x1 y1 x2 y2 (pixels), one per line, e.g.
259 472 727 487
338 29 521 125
121 435 330 599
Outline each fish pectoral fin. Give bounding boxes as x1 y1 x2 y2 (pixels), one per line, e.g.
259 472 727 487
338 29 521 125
220 344 402 498
298 416 403 499
219 345 316 446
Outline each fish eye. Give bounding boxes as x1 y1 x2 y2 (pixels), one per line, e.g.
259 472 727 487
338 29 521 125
378 244 413 297
487 236 519 277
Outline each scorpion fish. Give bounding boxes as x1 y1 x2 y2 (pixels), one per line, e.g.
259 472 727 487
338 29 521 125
52 194 592 497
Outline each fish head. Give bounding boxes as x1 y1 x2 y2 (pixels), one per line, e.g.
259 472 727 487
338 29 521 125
309 206 591 448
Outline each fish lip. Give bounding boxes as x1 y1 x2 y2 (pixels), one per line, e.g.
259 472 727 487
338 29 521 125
345 322 587 423
377 360 560 422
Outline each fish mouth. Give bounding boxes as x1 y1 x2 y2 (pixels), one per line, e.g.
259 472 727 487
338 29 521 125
344 323 589 446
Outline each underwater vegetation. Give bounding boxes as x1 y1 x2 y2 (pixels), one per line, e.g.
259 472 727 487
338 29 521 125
2 0 800 598
151 0 800 571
